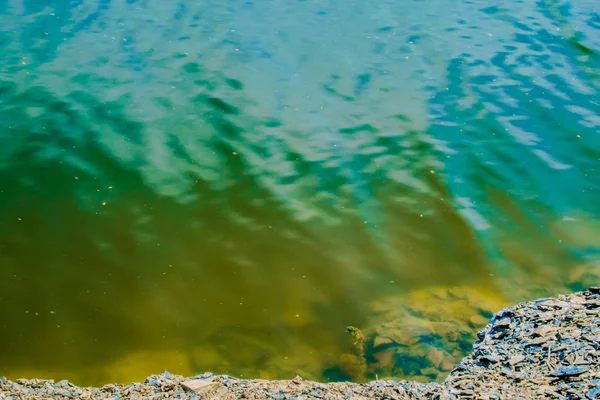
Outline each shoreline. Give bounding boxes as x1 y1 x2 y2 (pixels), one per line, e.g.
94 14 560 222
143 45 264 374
2 287 599 399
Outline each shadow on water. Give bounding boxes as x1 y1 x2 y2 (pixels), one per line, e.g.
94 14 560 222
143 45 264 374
0 0 599 386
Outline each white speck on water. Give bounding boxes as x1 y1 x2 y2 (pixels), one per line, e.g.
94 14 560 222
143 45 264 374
295 314 299 318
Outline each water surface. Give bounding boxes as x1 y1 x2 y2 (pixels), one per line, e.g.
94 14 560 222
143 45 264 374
0 0 599 385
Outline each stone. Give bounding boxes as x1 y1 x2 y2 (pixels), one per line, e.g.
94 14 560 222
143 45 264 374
373 336 394 348
588 287 600 294
181 379 219 393
508 355 525 365
440 360 455 372
525 336 551 346
419 367 440 377
534 325 555 337
586 386 600 399
548 366 590 378
426 348 445 368
585 300 600 309
469 314 489 327
479 354 500 363
493 318 511 329
373 349 395 369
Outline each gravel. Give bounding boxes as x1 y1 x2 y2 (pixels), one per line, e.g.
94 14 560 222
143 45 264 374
2 287 600 399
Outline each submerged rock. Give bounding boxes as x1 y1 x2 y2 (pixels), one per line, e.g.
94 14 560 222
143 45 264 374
363 285 507 382
2 288 600 399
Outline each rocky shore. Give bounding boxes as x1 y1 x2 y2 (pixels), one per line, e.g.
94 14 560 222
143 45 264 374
2 287 600 399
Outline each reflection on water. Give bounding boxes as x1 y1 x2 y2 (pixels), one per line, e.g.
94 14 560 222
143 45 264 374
0 0 599 386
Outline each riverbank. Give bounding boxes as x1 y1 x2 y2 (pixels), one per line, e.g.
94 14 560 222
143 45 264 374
2 287 599 399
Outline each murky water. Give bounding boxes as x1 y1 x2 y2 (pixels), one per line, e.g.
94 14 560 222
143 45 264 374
0 0 599 386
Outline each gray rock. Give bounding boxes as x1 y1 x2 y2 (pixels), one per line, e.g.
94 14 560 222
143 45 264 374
493 318 511 329
586 386 600 399
548 366 590 378
479 354 500 363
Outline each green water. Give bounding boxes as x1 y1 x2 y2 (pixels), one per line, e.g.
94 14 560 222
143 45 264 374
0 0 599 386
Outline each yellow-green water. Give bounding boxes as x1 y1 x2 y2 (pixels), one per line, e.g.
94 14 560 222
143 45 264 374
0 0 599 386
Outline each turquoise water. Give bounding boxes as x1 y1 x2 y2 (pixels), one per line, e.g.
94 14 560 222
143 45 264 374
0 0 599 385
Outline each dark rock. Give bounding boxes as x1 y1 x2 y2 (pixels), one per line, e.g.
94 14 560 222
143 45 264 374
548 366 590 378
585 300 600 309
494 308 515 319
477 330 486 341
